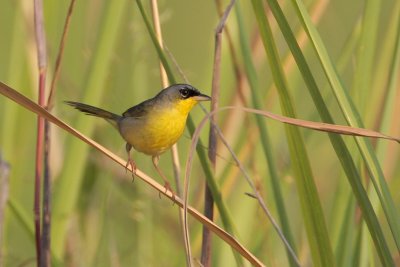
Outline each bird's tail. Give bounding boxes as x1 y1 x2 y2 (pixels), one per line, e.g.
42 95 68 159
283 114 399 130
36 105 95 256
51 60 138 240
65 101 121 128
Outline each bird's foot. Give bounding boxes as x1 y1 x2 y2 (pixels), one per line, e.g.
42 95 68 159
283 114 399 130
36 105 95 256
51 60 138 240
125 158 137 182
158 181 176 202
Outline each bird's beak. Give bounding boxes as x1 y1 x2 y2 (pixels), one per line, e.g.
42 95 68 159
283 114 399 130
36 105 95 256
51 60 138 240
193 93 211 102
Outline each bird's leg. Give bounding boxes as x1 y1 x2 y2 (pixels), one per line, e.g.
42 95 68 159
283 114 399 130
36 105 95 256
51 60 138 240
152 155 175 201
125 143 137 180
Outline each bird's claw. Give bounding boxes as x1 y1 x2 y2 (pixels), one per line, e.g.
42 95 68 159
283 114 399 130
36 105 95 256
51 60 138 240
125 159 137 182
158 181 176 203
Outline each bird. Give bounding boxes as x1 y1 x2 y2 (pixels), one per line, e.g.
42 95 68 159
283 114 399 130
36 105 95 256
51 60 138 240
66 84 211 197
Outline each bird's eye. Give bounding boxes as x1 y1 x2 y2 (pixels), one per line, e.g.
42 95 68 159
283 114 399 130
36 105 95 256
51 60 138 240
180 89 190 98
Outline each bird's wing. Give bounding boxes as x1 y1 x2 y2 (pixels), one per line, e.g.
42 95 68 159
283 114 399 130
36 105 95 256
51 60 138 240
122 98 155 118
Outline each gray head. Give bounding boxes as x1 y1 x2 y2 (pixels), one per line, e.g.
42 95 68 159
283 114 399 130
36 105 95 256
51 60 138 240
156 84 211 103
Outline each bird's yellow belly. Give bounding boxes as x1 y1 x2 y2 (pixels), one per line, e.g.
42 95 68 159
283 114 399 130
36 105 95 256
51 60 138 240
118 111 187 156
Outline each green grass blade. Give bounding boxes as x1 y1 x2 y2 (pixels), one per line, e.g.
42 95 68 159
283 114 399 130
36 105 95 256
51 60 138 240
375 1 400 166
251 0 334 266
51 0 130 259
263 0 396 264
235 5 298 267
290 0 396 265
351 0 380 113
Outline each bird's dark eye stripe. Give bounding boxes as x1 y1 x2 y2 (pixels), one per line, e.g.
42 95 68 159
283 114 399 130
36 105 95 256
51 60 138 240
179 88 199 99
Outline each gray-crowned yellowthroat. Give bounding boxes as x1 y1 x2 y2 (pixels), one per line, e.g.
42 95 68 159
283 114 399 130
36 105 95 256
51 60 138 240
66 84 211 196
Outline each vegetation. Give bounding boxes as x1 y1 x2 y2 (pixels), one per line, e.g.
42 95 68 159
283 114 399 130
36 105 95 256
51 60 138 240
0 0 399 266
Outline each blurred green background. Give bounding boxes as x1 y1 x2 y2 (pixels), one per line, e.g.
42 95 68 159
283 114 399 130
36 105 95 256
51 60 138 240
0 0 399 266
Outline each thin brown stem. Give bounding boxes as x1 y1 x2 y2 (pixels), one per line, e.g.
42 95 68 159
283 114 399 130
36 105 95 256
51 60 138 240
150 0 168 86
215 0 246 103
34 72 45 267
47 0 77 110
40 1 77 265
34 0 49 265
149 0 183 197
41 121 51 266
201 1 236 266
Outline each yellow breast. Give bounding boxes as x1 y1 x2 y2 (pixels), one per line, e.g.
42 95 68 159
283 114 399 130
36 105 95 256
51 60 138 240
118 108 188 156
